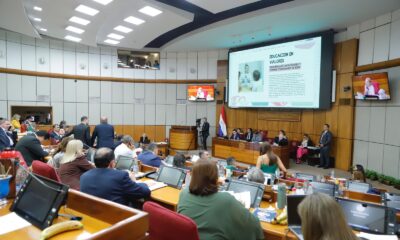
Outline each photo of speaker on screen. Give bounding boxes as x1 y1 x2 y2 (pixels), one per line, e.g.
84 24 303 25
353 73 391 101
238 61 264 93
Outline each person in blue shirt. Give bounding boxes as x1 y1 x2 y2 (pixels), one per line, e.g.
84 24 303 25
138 143 162 167
229 129 240 140
80 148 150 207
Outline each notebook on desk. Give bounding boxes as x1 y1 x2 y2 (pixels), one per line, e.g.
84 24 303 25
287 195 306 240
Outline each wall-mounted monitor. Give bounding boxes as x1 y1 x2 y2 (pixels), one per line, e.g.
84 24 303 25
187 85 215 102
228 30 334 109
117 50 160 69
353 72 391 100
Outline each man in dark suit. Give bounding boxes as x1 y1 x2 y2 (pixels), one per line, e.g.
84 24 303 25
318 124 333 169
91 116 115 149
15 130 49 166
138 143 162 167
80 148 150 206
139 133 150 145
200 117 210 150
64 116 91 148
0 119 14 151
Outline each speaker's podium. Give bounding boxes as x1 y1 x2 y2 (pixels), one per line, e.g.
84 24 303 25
169 126 198 153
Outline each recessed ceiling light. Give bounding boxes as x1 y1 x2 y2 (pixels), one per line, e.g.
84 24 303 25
124 16 145 25
33 17 41 22
114 25 132 33
139 6 162 17
66 26 85 34
69 16 90 26
92 0 113 5
75 5 99 16
39 28 47 32
107 33 124 40
33 6 42 11
65 35 82 42
104 39 119 45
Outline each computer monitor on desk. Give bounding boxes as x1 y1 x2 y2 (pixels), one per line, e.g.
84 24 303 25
310 182 336 197
156 165 186 189
346 181 371 193
226 180 265 208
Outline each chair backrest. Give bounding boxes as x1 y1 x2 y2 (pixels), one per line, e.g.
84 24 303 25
143 201 200 240
115 155 134 170
31 160 61 182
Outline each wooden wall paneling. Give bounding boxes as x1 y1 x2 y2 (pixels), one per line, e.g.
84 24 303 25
235 109 247 129
301 110 314 134
325 104 339 136
144 125 156 141
123 125 134 137
246 109 258 130
216 82 225 101
217 60 228 82
338 73 354 100
288 133 302 141
312 111 326 135
155 126 166 142
133 125 145 142
335 138 353 171
334 43 342 73
337 105 354 139
278 121 290 133
340 39 358 74
289 121 302 134
114 125 124 135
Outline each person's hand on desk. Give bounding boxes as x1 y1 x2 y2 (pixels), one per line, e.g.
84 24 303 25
126 170 136 181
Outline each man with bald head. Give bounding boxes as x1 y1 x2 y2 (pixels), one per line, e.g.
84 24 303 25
91 116 115 149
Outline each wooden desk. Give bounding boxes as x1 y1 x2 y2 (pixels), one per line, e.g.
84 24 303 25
0 190 148 240
212 138 290 168
169 126 198 150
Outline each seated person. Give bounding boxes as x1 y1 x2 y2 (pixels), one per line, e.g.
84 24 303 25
256 142 287 175
47 137 72 170
58 140 94 190
15 130 49 166
298 193 358 240
139 133 150 145
229 129 240 140
251 131 262 142
138 143 161 167
225 157 237 171
178 160 264 240
273 130 288 146
247 168 265 184
245 128 253 142
50 124 64 145
173 153 189 170
80 148 151 206
114 135 137 160
296 134 313 164
199 151 210 161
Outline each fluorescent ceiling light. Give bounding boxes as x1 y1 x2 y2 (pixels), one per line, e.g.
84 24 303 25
75 5 99 16
107 33 124 40
139 6 162 17
69 16 90 26
104 39 119 45
65 35 81 42
114 25 132 33
124 16 145 25
39 28 47 32
33 6 42 11
66 26 85 34
33 17 41 22
92 0 113 5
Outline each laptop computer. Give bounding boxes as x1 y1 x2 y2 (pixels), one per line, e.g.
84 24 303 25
226 180 265 208
310 182 336 197
295 173 316 182
346 181 371 193
287 195 306 240
156 165 186 189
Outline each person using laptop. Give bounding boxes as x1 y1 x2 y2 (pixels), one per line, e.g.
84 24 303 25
80 148 150 207
298 193 358 240
178 159 264 240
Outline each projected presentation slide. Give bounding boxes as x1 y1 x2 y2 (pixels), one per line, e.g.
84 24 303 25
229 37 322 108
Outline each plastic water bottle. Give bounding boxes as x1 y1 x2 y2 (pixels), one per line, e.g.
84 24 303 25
132 158 139 174
277 183 287 209
330 170 335 179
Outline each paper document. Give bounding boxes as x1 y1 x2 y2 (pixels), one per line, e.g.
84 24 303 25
357 232 398 240
226 191 251 209
0 212 32 235
139 179 167 191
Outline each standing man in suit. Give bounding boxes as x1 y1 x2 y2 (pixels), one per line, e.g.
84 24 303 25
318 124 333 169
64 116 91 148
200 117 210 150
0 119 14 151
15 130 49 166
80 148 150 207
91 117 115 149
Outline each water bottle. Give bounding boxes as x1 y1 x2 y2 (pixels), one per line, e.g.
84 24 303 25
330 170 335 179
218 163 225 178
132 158 139 174
277 183 287 209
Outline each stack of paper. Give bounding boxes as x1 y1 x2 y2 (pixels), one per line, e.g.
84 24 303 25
357 232 398 240
139 179 167 191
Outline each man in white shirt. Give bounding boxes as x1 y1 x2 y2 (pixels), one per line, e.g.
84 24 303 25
0 119 14 151
114 135 137 160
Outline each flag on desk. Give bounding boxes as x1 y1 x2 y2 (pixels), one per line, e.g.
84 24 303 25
218 105 227 137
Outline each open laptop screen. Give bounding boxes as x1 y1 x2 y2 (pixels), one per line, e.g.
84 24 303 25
226 180 265 208
287 195 306 226
156 165 186 189
347 181 371 193
295 173 316 182
310 182 335 197
337 198 386 233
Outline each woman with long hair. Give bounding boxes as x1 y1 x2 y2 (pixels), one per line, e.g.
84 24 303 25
256 142 287 175
47 137 72 169
298 193 358 240
58 140 94 190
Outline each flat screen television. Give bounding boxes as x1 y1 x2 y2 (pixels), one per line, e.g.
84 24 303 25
353 72 391 100
187 85 215 101
228 30 334 109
